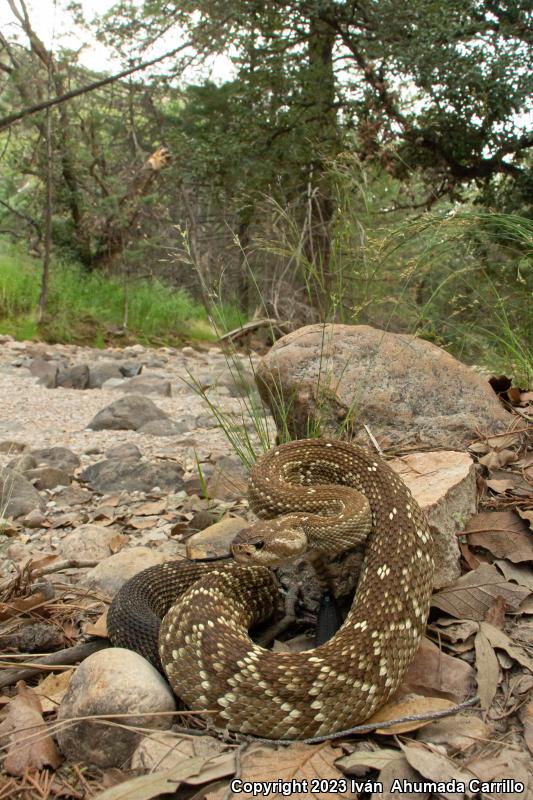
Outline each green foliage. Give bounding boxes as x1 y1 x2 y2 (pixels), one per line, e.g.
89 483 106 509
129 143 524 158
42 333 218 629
0 240 240 345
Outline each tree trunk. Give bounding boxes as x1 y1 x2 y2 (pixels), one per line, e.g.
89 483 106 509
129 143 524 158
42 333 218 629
302 12 339 316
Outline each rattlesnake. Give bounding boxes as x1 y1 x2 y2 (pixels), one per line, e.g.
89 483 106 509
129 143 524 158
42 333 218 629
108 438 434 739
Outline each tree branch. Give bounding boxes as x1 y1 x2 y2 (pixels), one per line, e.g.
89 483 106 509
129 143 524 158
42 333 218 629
0 42 192 131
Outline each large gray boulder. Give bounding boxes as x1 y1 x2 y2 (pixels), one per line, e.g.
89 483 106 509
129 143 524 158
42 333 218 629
256 324 511 448
87 395 169 431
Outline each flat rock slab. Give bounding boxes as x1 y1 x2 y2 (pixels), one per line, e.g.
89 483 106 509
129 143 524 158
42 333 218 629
390 450 476 588
256 324 511 449
83 547 168 595
79 457 184 493
61 524 123 561
186 516 249 559
87 394 169 431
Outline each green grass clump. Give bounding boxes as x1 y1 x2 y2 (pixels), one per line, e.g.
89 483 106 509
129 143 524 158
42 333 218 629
0 239 239 345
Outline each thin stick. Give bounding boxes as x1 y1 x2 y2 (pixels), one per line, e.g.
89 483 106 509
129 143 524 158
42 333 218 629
248 695 481 745
0 640 108 688
363 425 384 456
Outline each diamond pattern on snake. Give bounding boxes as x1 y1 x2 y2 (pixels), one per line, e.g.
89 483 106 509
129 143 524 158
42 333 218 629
107 438 434 739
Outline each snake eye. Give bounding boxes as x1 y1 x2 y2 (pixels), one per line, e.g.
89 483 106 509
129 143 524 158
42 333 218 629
254 540 265 550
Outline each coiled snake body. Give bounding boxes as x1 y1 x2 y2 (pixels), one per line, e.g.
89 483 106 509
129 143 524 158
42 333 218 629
108 439 434 739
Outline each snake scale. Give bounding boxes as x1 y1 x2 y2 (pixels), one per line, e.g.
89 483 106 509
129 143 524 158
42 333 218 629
108 438 434 739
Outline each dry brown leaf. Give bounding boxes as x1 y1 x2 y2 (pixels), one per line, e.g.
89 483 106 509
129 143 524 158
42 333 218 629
474 626 499 711
34 670 73 713
480 621 533 671
519 595 533 613
27 553 59 573
109 533 128 553
417 713 489 753
239 742 355 799
519 701 533 756
467 748 529 800
486 432 520 449
431 563 529 620
397 637 474 703
93 505 116 520
94 756 211 800
0 590 51 622
458 541 481 570
128 516 159 530
464 511 533 563
400 744 474 800
484 595 507 627
480 449 518 470
333 747 400 774
50 512 79 528
433 618 479 642
518 509 533 528
131 731 234 784
84 609 108 638
495 559 533 591
136 500 167 516
0 681 61 775
99 494 124 508
365 696 457 735
486 478 519 494
378 756 430 800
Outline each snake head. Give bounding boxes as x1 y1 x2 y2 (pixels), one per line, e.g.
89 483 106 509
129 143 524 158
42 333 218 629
232 520 308 567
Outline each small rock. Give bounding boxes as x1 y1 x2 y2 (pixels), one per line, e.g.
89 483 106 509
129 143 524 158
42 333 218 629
29 447 80 477
57 364 90 390
105 443 142 460
124 344 146 355
79 459 184 493
87 395 169 431
195 414 218 429
88 361 124 388
0 470 44 518
188 509 218 531
7 454 37 473
0 440 27 454
144 356 166 368
119 361 143 378
29 358 58 388
195 372 215 389
186 516 249 559
25 466 71 490
137 419 186 436
119 376 171 396
83 547 168 594
61 524 122 561
56 648 176 768
23 509 47 528
100 377 126 390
